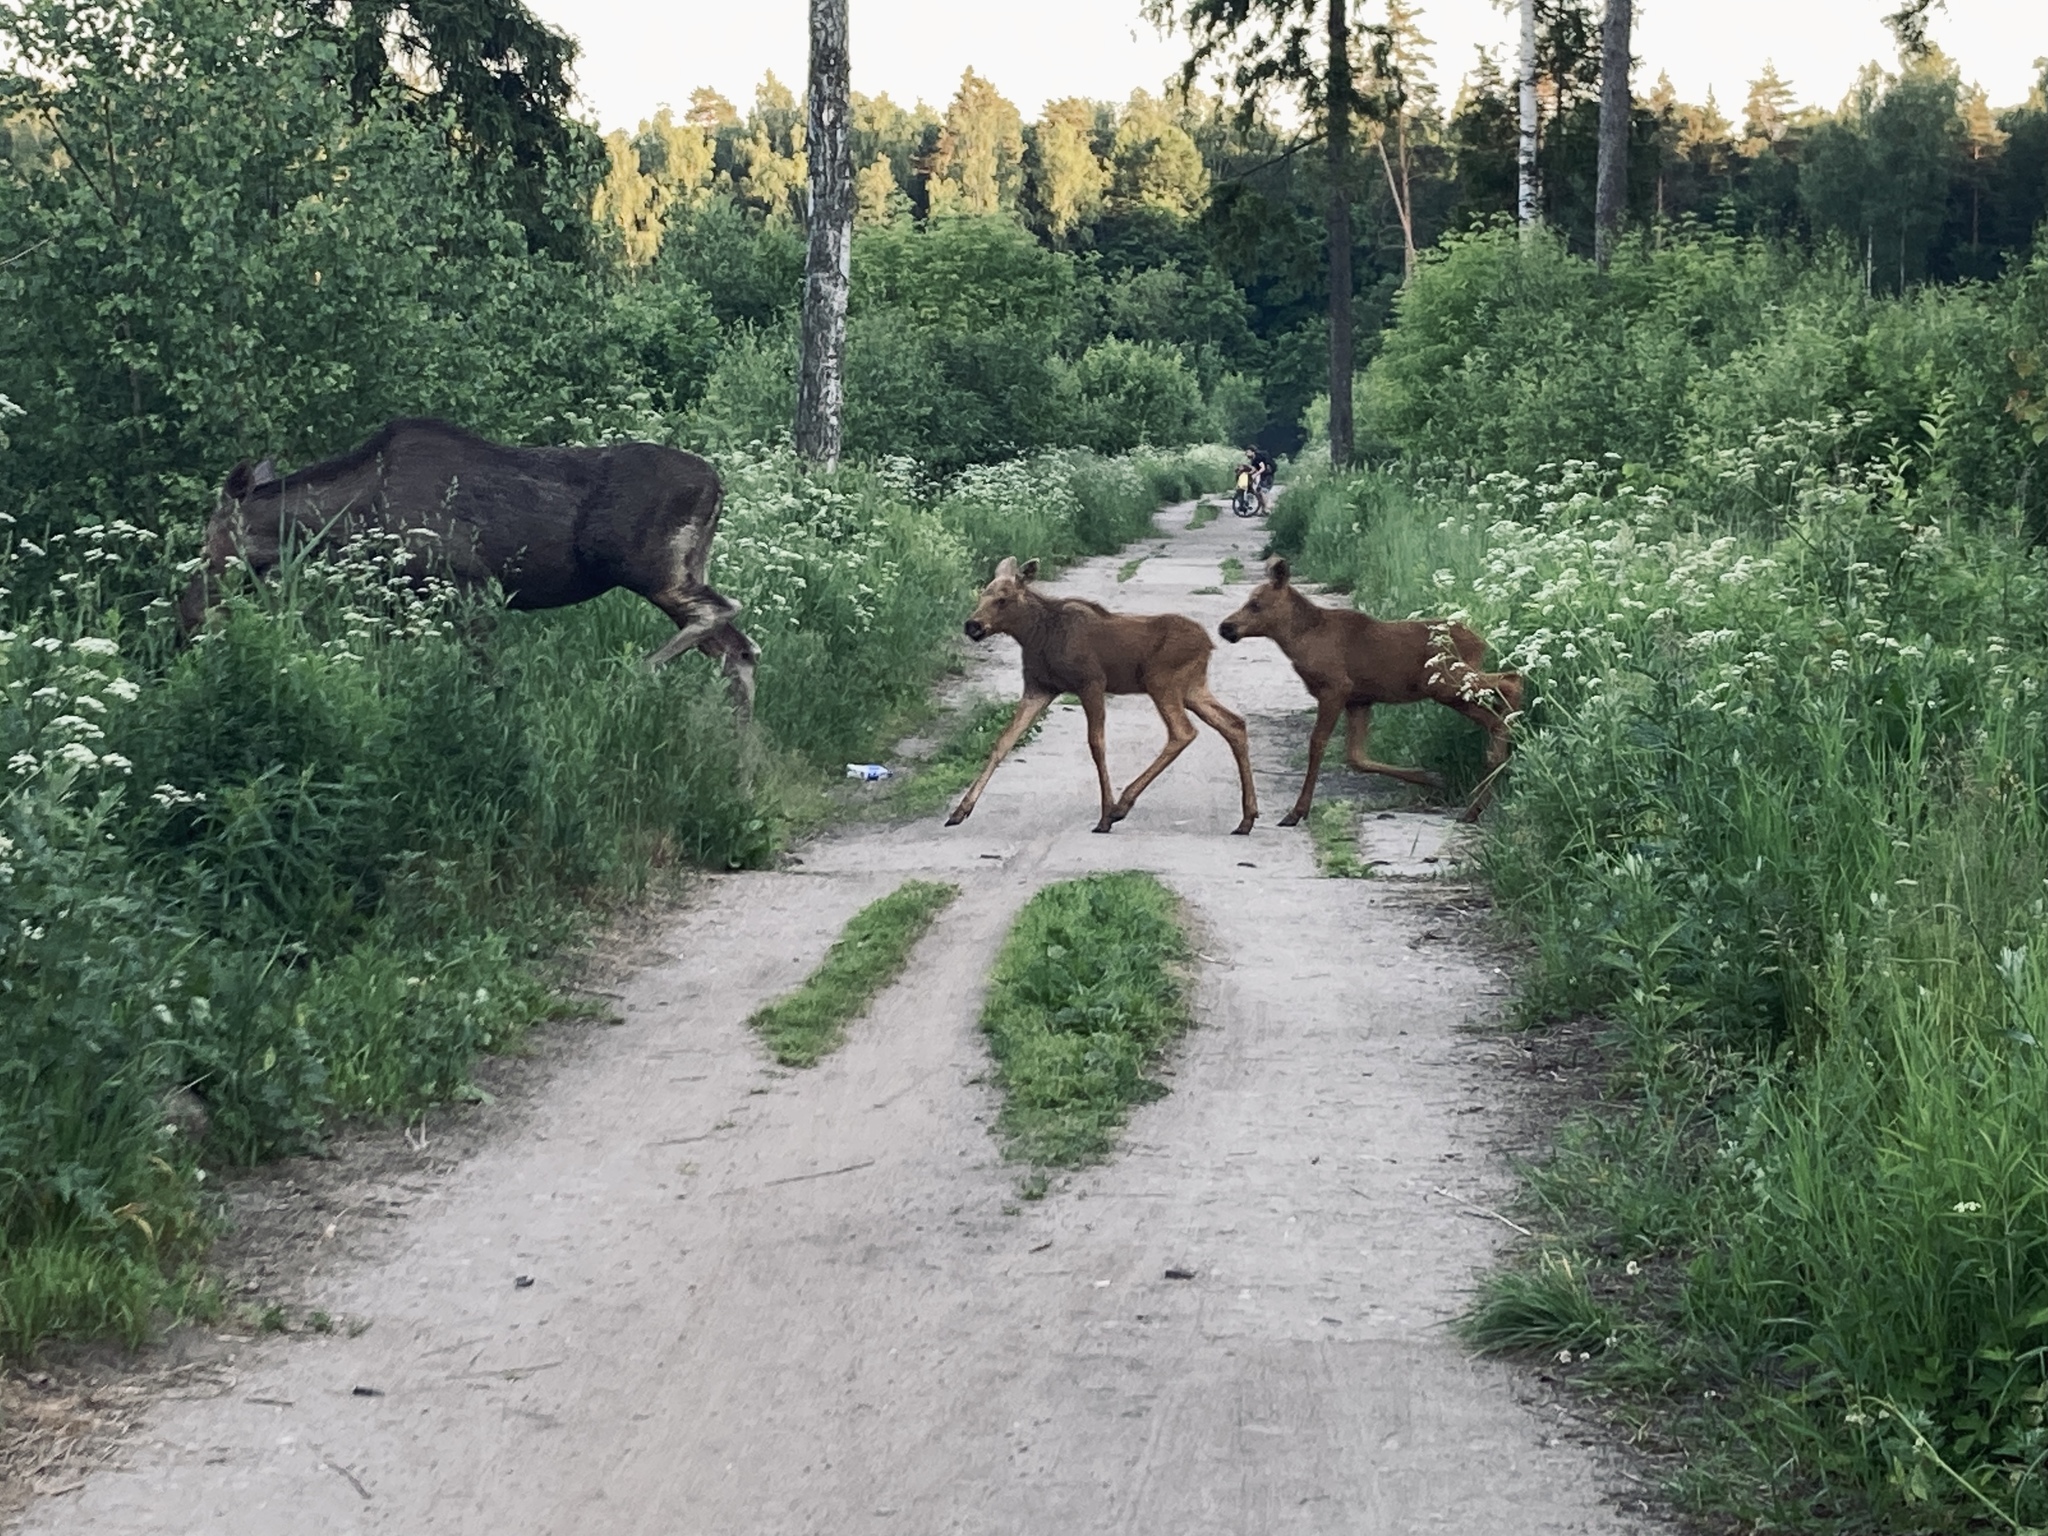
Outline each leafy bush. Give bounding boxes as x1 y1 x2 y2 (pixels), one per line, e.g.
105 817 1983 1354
1055 339 1213 454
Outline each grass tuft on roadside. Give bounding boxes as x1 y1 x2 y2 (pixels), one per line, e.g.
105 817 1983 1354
1187 500 1218 530
748 881 960 1067
980 872 1193 1168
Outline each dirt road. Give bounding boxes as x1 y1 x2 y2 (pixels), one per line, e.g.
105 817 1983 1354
23 501 1644 1535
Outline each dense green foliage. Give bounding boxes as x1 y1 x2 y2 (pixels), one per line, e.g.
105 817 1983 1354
747 881 959 1067
1276 228 2048 1530
980 872 1193 1168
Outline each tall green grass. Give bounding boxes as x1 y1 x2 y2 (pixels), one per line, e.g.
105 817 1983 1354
0 440 1230 1357
1279 450 2048 1530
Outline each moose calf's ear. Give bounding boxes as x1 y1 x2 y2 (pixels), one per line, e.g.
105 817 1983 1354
251 457 279 488
1267 557 1291 587
1020 558 1039 581
993 556 1018 580
223 462 254 500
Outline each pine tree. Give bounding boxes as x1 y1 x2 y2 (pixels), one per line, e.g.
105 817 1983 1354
1593 0 1630 269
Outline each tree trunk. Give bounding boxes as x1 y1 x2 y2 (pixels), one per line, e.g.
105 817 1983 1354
1326 0 1355 469
1516 0 1538 233
1594 0 1631 269
795 0 852 468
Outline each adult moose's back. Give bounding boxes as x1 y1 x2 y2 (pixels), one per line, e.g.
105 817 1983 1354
180 418 758 712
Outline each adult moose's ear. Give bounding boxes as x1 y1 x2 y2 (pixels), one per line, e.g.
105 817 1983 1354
251 457 278 488
1267 557 1291 587
1019 558 1039 581
223 461 255 500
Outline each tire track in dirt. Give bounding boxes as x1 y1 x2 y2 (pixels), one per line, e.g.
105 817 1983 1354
20 499 1651 1535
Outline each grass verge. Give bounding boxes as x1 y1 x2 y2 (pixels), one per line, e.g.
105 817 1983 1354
747 881 960 1067
1117 556 1146 582
1306 799 1369 877
980 872 1192 1168
1219 556 1245 583
1188 501 1218 530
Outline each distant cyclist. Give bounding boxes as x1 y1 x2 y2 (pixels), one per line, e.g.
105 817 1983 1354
1245 446 1276 515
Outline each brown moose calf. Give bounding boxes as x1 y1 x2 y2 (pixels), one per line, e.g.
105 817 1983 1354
1218 558 1522 825
947 557 1259 835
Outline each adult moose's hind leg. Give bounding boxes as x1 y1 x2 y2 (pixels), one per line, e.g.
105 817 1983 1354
646 587 741 672
696 619 760 720
1186 682 1259 834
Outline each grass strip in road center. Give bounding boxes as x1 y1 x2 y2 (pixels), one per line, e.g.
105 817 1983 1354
980 872 1193 1169
749 881 960 1067
1307 800 1369 878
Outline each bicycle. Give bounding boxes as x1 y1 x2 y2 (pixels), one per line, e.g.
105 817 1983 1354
1231 466 1261 517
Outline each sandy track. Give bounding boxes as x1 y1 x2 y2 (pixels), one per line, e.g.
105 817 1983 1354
22 502 1646 1535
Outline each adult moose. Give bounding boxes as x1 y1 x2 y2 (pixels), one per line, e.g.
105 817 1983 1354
179 418 758 712
946 557 1258 835
1219 558 1522 825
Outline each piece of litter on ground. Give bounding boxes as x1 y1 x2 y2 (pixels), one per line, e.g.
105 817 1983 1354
1164 1267 1196 1280
844 763 892 781
350 1385 383 1397
1029 1240 1052 1253
514 1275 535 1288
979 852 1002 860
1094 1279 1112 1288
1237 861 1256 868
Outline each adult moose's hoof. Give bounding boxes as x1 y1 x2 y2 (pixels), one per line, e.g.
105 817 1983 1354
945 808 970 827
1092 820 1117 834
1278 810 1304 828
1231 817 1256 836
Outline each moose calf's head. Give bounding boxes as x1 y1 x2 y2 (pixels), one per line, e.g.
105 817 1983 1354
963 556 1039 641
1218 558 1294 643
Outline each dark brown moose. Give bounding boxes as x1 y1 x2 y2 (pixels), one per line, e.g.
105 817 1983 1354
946 557 1258 834
1218 558 1523 825
180 418 758 711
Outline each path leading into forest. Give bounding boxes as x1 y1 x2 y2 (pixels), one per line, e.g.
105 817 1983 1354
23 501 1646 1535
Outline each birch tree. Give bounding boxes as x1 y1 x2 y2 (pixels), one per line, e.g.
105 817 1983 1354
795 0 853 467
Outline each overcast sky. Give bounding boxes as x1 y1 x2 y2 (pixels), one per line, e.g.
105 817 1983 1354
526 0 2044 133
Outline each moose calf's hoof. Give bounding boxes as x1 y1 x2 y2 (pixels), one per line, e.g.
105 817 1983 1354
1231 819 1255 836
945 810 968 827
1278 812 1304 828
1092 821 1116 835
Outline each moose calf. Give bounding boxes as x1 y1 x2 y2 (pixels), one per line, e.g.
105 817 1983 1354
947 557 1259 834
1218 558 1522 825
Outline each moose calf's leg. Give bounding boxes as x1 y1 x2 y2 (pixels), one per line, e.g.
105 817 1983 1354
1110 687 1201 825
1438 691 1516 822
1281 697 1345 827
1080 686 1118 833
1186 683 1259 835
1344 704 1444 789
946 691 1053 827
